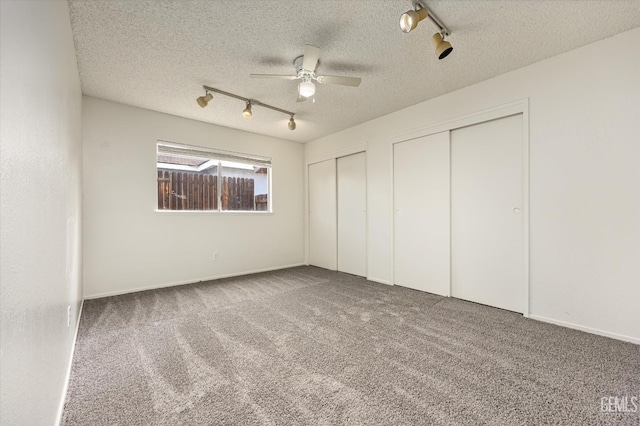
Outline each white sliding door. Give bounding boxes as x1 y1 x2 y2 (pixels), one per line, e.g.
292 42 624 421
451 114 524 313
394 132 450 295
308 159 337 270
337 152 367 277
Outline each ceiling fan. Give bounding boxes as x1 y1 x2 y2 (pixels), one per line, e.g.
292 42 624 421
250 45 362 102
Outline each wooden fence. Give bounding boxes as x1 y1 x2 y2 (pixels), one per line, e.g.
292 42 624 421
221 176 254 210
157 171 261 211
255 194 268 211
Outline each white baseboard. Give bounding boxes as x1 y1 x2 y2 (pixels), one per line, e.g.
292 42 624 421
56 299 84 426
529 314 639 345
368 276 392 285
84 263 307 299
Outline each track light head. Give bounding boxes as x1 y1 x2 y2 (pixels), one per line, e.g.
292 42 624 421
432 32 453 60
298 80 315 98
242 102 252 119
196 92 213 108
288 116 296 130
399 6 428 33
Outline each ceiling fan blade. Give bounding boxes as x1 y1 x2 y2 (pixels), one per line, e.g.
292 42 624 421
250 74 298 80
316 75 362 87
296 94 307 103
302 45 320 71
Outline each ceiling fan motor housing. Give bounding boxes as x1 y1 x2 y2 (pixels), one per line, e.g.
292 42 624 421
294 55 318 77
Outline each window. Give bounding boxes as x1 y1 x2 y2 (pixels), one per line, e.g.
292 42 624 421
157 141 271 212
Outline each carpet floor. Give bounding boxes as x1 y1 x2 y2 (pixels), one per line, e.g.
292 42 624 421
62 266 640 425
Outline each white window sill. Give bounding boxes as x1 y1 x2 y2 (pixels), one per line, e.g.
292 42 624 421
155 210 273 215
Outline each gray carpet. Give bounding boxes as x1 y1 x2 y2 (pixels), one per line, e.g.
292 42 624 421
62 266 640 425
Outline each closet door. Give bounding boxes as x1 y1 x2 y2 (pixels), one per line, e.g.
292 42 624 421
451 114 524 313
308 159 337 270
393 132 450 295
337 152 367 277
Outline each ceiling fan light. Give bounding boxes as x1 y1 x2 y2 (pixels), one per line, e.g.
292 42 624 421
196 92 213 108
242 102 252 119
298 80 315 98
399 7 428 33
432 32 453 60
288 116 296 130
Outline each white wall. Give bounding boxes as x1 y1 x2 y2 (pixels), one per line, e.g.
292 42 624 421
0 1 83 425
306 28 640 342
82 97 304 298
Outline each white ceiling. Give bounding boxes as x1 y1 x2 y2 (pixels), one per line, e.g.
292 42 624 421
68 0 640 143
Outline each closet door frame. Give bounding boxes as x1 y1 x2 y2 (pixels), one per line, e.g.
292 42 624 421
305 144 367 273
390 99 530 317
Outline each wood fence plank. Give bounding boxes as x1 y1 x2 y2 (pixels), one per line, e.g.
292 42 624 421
238 178 243 210
203 175 209 209
181 173 187 210
243 178 249 210
195 174 201 210
230 177 237 210
249 179 255 210
164 171 170 209
196 175 204 210
157 171 163 209
222 177 228 210
239 178 243 210
213 175 218 210
185 174 191 210
191 174 196 210
174 172 179 210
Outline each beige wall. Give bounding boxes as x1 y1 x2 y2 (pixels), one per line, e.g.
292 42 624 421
0 1 83 424
306 28 640 342
82 97 305 298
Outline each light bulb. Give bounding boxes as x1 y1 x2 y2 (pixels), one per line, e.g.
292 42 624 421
288 116 296 130
298 80 315 98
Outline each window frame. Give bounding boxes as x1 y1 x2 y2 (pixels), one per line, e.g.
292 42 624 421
156 140 272 214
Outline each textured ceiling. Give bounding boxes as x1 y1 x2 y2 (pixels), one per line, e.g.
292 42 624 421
68 0 640 143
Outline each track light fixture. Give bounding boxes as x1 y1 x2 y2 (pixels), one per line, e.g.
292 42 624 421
196 86 297 130
432 31 453 60
399 5 428 33
242 102 253 119
400 1 453 60
196 91 213 108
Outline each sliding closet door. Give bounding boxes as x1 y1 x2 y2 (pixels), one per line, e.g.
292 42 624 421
394 132 450 295
337 152 367 277
451 114 524 313
308 159 337 270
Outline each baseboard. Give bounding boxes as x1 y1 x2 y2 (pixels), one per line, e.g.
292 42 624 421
84 263 307 299
529 314 639 345
368 276 392 285
56 299 84 426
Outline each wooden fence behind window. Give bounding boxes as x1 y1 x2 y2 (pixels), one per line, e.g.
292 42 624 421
221 176 255 210
157 171 258 211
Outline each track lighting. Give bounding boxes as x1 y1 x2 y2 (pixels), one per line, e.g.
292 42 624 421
432 32 453 60
400 1 453 60
242 102 253 119
298 80 315 98
399 6 428 33
196 86 296 130
196 92 213 108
